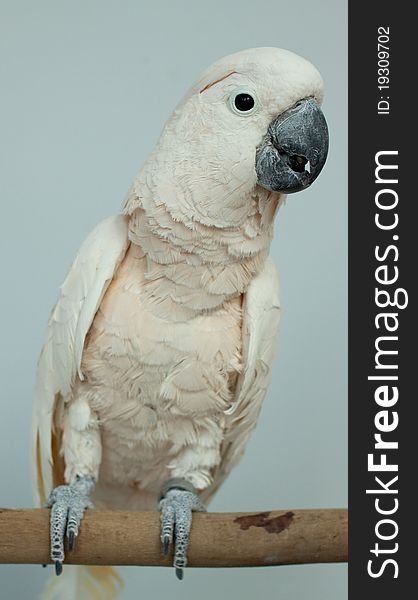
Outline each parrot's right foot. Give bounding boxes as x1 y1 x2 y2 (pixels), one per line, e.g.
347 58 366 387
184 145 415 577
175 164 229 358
46 475 95 575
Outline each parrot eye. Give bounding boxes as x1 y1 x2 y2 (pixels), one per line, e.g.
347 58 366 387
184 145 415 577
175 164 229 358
228 87 260 117
234 93 254 111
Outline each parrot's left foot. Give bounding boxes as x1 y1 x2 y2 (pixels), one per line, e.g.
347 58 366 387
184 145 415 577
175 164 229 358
46 475 95 575
159 478 206 580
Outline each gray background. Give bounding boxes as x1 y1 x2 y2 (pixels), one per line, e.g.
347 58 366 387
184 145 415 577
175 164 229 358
0 0 347 598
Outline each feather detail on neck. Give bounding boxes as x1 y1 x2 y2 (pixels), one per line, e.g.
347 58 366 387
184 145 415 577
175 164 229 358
122 170 281 314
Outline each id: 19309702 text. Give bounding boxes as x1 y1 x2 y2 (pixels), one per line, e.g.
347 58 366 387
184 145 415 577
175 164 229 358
377 26 390 115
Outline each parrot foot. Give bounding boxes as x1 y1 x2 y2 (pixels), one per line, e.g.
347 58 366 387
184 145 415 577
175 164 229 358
159 478 206 580
46 475 95 575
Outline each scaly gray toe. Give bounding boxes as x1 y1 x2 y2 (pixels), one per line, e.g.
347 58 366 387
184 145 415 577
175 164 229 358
47 475 95 575
159 483 206 579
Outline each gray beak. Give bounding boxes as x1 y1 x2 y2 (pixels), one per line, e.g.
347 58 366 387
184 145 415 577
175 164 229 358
255 98 329 194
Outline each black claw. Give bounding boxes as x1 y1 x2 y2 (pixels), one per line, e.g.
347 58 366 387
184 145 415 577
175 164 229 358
175 567 184 581
163 536 170 557
55 561 63 576
68 530 76 552
42 564 47 568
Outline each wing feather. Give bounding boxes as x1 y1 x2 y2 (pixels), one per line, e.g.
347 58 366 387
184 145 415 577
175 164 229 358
32 215 129 504
203 257 280 502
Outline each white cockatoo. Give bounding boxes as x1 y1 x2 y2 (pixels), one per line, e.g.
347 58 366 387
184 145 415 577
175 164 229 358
32 47 328 598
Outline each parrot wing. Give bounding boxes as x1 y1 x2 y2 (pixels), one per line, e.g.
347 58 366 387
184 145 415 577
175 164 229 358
32 214 130 505
202 256 281 502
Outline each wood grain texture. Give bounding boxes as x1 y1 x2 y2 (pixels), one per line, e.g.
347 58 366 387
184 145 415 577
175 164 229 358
0 508 347 567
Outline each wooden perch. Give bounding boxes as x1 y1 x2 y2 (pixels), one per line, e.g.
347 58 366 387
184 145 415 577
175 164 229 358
0 508 347 568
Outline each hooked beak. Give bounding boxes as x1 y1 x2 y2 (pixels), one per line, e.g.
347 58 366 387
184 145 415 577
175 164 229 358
255 98 329 194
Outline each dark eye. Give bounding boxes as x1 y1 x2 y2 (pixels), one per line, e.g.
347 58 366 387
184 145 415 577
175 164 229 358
228 88 260 116
234 93 255 112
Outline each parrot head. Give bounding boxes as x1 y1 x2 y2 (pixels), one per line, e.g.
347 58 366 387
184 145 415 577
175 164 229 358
128 47 328 230
191 47 329 196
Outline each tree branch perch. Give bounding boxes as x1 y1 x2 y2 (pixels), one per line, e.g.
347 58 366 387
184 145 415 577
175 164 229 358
0 508 347 567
